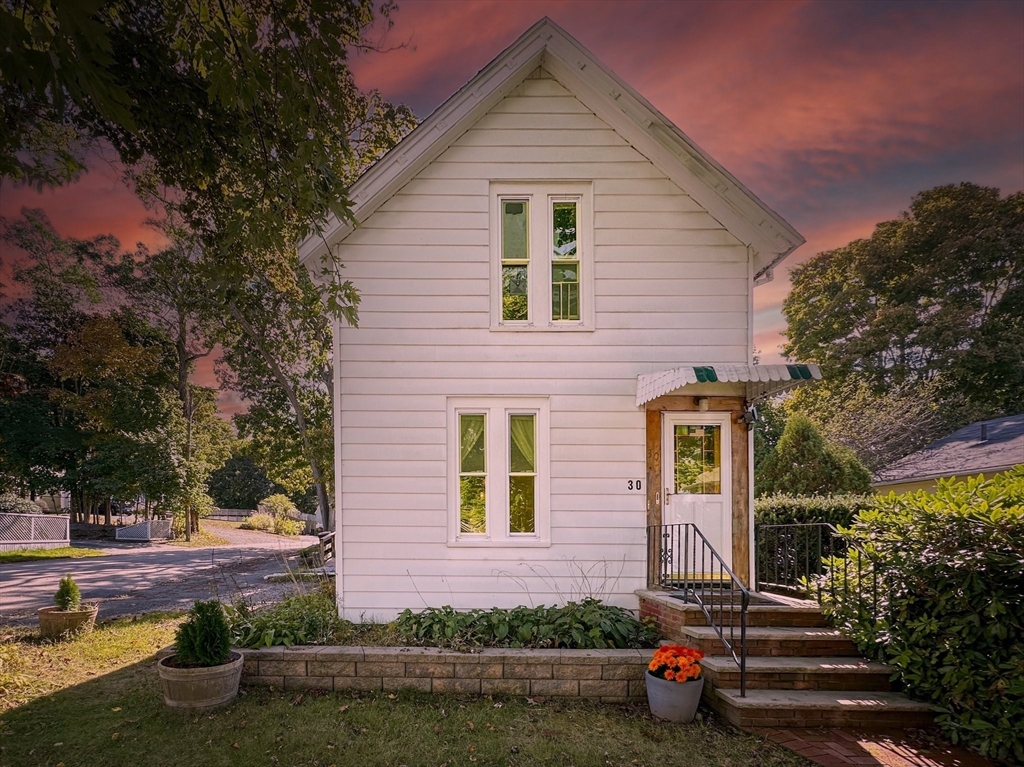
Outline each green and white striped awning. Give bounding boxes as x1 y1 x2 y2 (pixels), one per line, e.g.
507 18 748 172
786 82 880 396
636 364 821 406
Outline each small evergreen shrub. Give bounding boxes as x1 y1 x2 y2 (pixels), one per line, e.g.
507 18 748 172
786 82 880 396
53 574 82 611
228 585 346 648
755 493 877 528
175 600 231 667
395 599 660 650
239 511 274 532
756 413 872 496
273 516 305 536
823 469 1024 762
0 493 43 514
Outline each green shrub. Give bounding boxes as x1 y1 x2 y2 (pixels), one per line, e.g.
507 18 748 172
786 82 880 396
53 574 81 611
228 585 346 648
823 469 1024 762
239 511 274 531
175 600 232 667
395 599 660 651
756 413 872 496
0 493 43 514
273 516 305 536
755 493 877 528
258 494 298 518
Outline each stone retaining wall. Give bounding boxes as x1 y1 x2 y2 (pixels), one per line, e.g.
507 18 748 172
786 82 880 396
241 646 655 702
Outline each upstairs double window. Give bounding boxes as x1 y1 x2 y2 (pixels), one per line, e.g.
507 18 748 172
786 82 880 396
490 183 593 330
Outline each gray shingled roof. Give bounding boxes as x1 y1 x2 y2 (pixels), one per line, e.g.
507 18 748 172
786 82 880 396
873 414 1024 486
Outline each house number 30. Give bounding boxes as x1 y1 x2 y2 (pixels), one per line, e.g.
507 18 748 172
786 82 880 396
627 480 643 490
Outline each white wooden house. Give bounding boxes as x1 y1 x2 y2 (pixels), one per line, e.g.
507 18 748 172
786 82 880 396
300 18 819 621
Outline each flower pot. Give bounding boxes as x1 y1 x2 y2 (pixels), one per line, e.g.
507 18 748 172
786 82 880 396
38 605 98 639
157 652 244 709
645 671 705 722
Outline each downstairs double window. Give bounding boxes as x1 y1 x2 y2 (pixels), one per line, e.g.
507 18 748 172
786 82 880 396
447 397 550 546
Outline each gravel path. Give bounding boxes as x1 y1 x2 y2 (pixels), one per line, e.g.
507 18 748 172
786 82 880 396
0 522 323 625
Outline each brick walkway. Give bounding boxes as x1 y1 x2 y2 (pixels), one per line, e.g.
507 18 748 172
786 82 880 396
754 728 999 767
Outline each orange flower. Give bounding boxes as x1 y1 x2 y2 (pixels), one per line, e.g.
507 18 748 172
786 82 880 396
646 645 702 682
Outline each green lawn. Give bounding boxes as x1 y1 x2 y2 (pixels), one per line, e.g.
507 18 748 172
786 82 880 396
0 546 107 564
0 615 811 767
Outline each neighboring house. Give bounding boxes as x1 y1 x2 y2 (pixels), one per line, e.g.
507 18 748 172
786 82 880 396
873 414 1024 495
299 18 818 621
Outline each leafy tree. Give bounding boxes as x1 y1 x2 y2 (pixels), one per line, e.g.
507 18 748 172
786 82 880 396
207 455 279 511
752 397 787 474
756 413 871 497
217 266 337 527
783 183 1024 423
2 0 415 303
787 378 952 472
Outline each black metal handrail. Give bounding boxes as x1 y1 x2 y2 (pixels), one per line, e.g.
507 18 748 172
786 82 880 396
755 523 886 652
647 523 748 696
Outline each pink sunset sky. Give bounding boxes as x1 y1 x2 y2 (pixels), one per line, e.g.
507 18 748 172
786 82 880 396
1 0 1022 415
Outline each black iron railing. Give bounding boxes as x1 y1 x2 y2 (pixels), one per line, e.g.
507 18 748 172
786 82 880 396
755 523 887 655
755 523 846 597
647 523 748 696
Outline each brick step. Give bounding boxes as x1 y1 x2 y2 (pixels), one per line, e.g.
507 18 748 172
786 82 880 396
701 656 892 691
675 625 861 657
711 689 938 729
657 602 829 628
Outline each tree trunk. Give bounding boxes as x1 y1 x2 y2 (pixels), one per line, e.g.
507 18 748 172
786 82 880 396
104 498 112 525
228 304 332 530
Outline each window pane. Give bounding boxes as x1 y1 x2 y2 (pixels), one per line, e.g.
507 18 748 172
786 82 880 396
552 201 577 258
502 200 529 260
509 414 535 473
509 475 535 533
460 414 486 473
551 263 580 321
460 476 487 534
673 425 721 494
502 265 529 321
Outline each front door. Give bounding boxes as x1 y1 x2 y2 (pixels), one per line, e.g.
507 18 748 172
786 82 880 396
662 412 732 570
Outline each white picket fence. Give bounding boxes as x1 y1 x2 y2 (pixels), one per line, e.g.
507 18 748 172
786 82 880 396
115 519 172 542
0 512 70 552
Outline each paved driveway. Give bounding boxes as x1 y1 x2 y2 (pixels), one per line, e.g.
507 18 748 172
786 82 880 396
0 523 321 624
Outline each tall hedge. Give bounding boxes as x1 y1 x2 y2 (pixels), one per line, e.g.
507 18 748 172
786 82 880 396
823 469 1024 762
754 493 877 529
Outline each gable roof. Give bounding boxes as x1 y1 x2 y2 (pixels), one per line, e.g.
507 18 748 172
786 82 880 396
873 414 1024 487
299 17 804 282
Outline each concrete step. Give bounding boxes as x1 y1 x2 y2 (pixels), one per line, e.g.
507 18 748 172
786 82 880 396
676 625 861 657
701 656 892 691
711 689 938 729
659 602 829 629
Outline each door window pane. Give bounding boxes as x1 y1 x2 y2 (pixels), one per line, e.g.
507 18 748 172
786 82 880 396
459 414 486 533
673 425 721 494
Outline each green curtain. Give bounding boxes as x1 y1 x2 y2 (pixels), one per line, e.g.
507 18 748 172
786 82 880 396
509 414 535 473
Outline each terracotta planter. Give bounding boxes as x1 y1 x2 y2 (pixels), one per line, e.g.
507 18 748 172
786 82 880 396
157 652 243 709
645 671 705 722
38 605 98 639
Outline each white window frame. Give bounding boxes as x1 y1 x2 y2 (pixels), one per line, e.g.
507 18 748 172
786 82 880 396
446 396 551 547
489 181 595 331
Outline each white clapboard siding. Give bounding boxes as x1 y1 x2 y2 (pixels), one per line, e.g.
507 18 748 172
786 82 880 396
333 68 753 619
